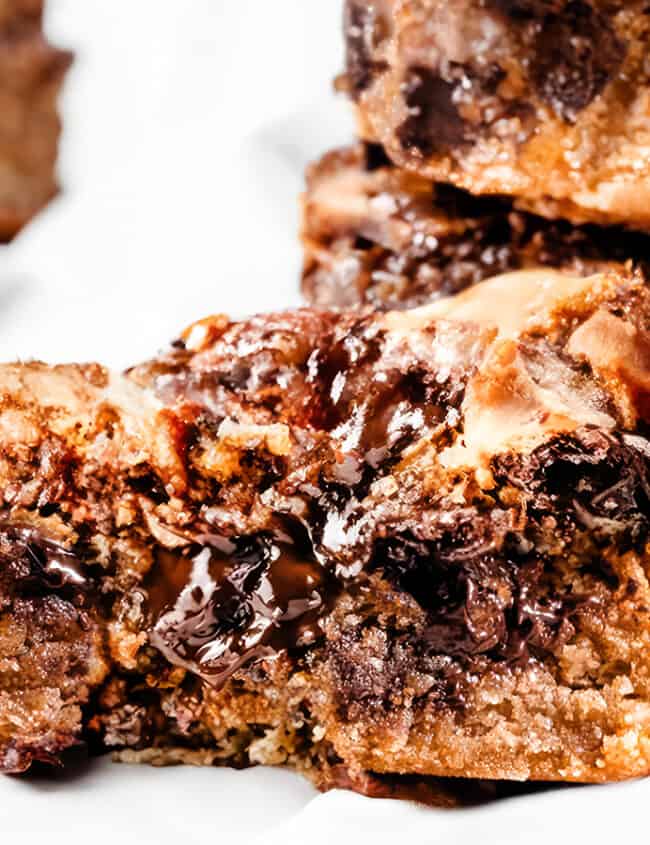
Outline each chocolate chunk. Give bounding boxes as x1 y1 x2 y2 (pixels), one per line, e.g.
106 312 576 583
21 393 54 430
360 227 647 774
357 429 649 669
0 524 88 596
530 2 627 122
306 319 447 462
396 59 515 156
397 67 468 155
363 141 392 171
494 429 650 552
371 523 575 664
344 1 388 98
147 526 331 688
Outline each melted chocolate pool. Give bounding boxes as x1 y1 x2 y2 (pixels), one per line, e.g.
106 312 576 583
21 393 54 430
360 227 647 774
146 526 330 687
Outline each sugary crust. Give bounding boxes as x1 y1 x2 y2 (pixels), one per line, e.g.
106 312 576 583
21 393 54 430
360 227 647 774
0 592 107 773
0 0 72 241
301 144 650 310
3 270 650 790
343 0 650 230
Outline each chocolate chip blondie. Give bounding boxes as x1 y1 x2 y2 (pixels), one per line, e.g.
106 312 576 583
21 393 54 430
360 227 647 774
342 1 650 230
3 268 650 790
0 0 72 241
302 144 650 309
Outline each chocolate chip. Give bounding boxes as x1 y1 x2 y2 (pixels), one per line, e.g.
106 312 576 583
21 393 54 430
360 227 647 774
360 429 650 669
530 2 626 122
486 2 625 121
353 235 375 250
127 472 170 505
363 142 392 172
396 60 512 156
494 429 650 552
344 1 389 98
397 67 468 155
371 524 574 663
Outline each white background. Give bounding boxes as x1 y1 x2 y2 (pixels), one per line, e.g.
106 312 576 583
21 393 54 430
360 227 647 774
0 3 647 842
0 0 352 367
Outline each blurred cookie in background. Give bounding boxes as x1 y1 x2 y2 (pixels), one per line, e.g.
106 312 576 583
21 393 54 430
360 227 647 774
0 0 72 241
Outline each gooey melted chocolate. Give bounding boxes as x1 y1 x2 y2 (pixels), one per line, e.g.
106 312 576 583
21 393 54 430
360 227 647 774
137 299 650 702
146 525 331 687
0 523 89 594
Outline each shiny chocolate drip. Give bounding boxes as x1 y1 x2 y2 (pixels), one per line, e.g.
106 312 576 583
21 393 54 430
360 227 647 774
146 526 328 687
0 523 88 590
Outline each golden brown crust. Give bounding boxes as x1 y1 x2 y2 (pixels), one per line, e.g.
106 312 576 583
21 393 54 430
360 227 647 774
342 0 650 230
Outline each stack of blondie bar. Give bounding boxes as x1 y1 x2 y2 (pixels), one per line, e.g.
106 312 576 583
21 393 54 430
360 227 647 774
3 2 650 804
303 1 650 309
